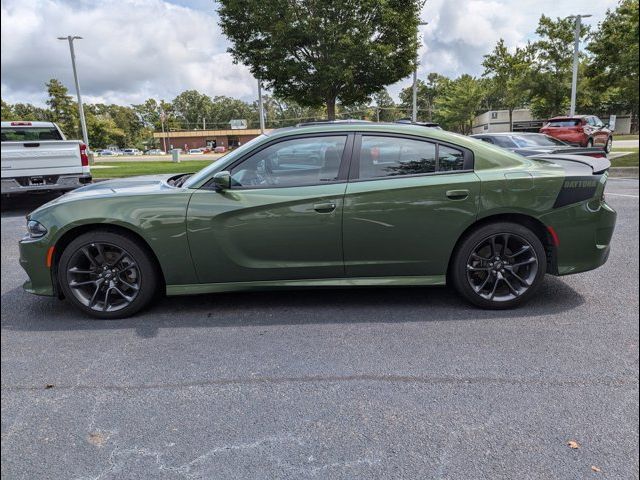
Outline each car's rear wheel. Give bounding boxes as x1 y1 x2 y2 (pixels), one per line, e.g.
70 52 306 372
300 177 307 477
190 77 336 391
605 136 613 153
451 222 547 309
58 230 158 319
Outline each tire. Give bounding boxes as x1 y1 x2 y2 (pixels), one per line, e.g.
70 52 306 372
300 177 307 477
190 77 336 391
451 222 547 309
604 136 613 153
57 230 159 319
586 138 594 148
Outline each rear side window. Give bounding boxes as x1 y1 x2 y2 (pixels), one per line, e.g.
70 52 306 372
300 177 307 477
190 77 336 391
546 119 581 127
1 127 62 142
357 136 467 180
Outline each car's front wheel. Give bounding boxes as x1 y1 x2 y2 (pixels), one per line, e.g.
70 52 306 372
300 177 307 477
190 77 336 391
58 230 158 319
451 222 547 309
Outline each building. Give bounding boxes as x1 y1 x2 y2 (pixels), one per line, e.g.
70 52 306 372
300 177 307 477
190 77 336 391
472 108 632 135
153 128 268 151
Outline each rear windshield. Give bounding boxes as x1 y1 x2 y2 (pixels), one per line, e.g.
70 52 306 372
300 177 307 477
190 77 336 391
546 119 581 127
510 134 567 147
1 127 62 141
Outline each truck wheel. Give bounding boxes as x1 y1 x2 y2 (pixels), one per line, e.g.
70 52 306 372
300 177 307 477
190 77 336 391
58 230 158 319
605 136 613 153
451 222 547 309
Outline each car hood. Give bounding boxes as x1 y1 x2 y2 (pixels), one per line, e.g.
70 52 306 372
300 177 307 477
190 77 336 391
30 174 182 215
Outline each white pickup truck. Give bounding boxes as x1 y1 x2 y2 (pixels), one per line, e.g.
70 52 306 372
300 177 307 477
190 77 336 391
1 121 92 195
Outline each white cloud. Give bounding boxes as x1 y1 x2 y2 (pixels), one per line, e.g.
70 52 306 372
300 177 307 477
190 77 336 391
1 0 255 106
1 0 620 106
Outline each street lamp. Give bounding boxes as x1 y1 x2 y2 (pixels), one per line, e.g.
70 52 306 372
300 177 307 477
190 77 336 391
57 35 89 147
568 14 592 117
412 22 429 123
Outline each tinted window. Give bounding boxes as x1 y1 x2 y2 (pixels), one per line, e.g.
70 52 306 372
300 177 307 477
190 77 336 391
1 127 62 141
509 134 567 147
593 116 604 127
488 136 518 148
439 145 465 171
359 136 437 179
547 119 581 127
230 136 347 188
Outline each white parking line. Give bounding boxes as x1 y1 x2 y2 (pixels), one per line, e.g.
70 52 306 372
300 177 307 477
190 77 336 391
607 193 639 198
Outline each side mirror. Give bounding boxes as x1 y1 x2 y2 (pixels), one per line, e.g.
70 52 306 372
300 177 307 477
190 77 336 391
212 171 231 190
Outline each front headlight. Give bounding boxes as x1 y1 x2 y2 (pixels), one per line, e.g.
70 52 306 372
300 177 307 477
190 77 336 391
27 220 48 238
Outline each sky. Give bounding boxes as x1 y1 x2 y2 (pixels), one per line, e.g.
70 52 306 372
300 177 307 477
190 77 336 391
0 0 619 107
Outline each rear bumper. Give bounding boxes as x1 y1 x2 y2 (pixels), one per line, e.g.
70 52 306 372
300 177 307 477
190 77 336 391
1 174 92 195
540 200 616 276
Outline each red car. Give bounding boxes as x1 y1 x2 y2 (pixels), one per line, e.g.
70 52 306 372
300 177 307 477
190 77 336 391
540 115 613 153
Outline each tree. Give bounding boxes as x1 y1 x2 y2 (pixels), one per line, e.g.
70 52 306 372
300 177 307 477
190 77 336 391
12 103 50 121
482 39 533 130
171 90 214 129
218 0 423 120
1 100 15 121
372 89 398 122
587 0 639 132
434 75 485 134
529 15 589 119
45 79 78 138
399 73 449 122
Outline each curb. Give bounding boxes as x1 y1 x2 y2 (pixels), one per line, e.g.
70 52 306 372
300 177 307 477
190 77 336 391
609 167 639 178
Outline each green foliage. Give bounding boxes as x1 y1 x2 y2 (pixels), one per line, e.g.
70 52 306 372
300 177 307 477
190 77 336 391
372 89 400 122
45 79 78 138
482 39 534 127
1 99 16 120
399 73 449 122
434 75 486 134
587 0 639 132
218 0 423 119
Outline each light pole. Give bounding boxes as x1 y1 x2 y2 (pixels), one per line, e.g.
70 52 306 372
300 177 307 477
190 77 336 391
569 14 591 116
412 22 428 123
257 79 265 133
57 36 89 147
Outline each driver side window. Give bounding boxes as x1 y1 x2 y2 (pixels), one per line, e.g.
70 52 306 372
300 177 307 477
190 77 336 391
230 136 347 188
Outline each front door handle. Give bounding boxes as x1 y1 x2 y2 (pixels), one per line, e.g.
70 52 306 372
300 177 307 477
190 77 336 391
446 189 470 200
313 202 336 213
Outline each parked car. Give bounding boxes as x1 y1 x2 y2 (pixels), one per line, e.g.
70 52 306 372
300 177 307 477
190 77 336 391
98 149 118 157
19 122 616 318
188 148 205 155
122 148 143 156
144 149 166 155
213 146 227 153
540 115 613 152
470 132 607 158
1 121 91 195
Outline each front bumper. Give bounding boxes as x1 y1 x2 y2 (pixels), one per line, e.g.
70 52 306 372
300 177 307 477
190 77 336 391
19 236 56 296
541 199 617 276
1 174 92 195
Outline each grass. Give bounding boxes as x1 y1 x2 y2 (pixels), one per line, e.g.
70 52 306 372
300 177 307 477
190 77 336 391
616 134 639 140
91 160 213 178
610 148 639 167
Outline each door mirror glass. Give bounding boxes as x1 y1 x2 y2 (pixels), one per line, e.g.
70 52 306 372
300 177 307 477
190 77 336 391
212 171 231 190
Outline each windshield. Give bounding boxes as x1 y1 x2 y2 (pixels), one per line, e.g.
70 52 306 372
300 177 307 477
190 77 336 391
509 134 567 147
183 135 267 188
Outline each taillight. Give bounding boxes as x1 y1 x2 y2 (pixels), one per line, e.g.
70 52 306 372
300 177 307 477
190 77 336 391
80 143 89 166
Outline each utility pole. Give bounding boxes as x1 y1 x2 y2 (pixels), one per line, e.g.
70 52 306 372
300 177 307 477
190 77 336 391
569 14 591 116
412 22 429 123
160 110 167 153
58 36 89 147
258 79 265 133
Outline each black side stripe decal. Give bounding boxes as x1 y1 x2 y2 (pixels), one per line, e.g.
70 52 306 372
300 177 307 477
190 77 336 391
553 175 600 208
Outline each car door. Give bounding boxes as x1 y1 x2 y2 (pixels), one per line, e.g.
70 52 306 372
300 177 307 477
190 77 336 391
343 134 480 278
186 134 353 284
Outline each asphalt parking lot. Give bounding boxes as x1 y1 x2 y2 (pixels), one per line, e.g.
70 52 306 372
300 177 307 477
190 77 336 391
1 179 638 479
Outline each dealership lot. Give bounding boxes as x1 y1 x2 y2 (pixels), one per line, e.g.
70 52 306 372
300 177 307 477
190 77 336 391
1 179 638 479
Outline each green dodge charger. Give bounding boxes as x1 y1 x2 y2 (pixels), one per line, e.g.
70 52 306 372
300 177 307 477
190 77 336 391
19 122 616 318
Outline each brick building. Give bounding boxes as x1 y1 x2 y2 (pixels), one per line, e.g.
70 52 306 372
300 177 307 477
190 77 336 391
153 128 269 152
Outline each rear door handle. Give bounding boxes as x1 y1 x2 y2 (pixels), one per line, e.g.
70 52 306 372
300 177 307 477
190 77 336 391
313 202 336 213
446 189 470 200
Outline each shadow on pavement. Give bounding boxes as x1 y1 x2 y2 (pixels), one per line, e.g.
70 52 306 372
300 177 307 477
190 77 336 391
1 275 585 337
1 193 63 217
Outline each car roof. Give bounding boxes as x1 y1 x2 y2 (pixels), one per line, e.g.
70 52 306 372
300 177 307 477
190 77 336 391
1 121 57 128
548 115 588 120
471 132 543 137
